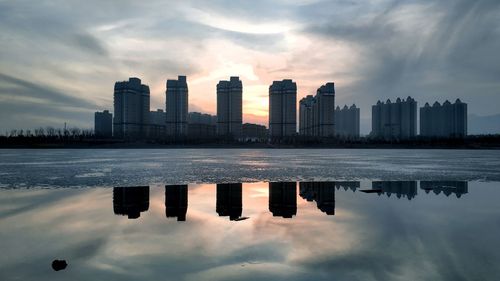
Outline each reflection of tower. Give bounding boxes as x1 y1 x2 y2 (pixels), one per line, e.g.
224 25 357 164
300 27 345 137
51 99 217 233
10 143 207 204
113 186 149 219
299 182 335 215
372 181 417 200
269 182 297 218
165 185 188 221
216 183 242 220
420 181 468 198
335 181 360 192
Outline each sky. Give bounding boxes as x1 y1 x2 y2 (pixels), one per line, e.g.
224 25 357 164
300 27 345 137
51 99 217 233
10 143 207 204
1 0 499 134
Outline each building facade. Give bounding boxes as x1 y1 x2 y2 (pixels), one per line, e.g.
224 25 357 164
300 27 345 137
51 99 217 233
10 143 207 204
94 110 112 138
312 83 336 137
299 95 315 136
335 104 360 138
298 83 336 137
113 77 150 139
242 123 268 141
420 99 467 138
149 109 166 139
371 97 417 139
187 112 217 138
269 79 297 138
166 76 188 137
217 77 242 137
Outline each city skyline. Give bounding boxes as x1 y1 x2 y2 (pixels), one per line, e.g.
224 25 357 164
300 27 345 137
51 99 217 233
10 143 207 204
1 1 499 134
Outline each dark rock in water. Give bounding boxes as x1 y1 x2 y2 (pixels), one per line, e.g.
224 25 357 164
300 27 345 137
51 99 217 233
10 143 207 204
51 259 68 271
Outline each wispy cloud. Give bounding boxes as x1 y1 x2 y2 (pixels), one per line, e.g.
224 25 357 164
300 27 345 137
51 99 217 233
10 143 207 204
0 0 499 132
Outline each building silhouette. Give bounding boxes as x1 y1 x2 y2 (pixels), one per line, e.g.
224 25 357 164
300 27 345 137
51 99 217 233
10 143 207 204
94 110 112 138
313 83 336 137
188 112 216 138
372 181 417 200
166 76 188 136
371 97 417 140
298 83 335 137
269 80 297 138
217 77 242 137
299 95 315 136
420 181 468 198
113 186 149 219
335 104 360 138
242 123 268 141
113 77 150 138
335 181 360 192
269 182 297 218
165 185 188 221
149 109 166 138
420 99 467 138
216 183 243 220
299 182 335 215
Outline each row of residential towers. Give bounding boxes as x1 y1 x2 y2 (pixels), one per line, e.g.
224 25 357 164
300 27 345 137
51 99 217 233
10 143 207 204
105 76 360 139
98 76 466 140
370 97 467 139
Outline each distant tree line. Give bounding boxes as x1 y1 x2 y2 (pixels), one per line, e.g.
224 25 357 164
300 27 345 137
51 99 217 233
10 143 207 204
1 127 499 148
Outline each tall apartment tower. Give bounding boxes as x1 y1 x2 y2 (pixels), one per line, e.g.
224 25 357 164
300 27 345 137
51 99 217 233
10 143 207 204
312 83 335 137
420 99 467 138
269 79 297 138
166 76 188 136
217 76 242 137
94 110 112 138
298 82 336 137
371 97 417 139
335 104 360 138
299 95 315 136
113 77 150 139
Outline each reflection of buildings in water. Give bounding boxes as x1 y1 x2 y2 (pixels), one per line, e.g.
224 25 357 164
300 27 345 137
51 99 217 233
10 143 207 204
113 186 149 219
269 182 297 218
372 181 418 200
420 181 468 198
335 181 360 192
216 183 242 220
165 185 188 221
300 182 336 215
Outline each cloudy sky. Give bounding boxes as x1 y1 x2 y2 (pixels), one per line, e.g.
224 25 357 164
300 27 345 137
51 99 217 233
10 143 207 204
1 0 499 133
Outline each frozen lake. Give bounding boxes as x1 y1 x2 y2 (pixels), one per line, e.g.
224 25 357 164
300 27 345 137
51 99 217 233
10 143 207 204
1 149 500 188
1 149 499 280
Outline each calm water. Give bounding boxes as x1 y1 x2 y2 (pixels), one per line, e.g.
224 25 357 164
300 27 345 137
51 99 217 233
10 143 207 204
1 149 500 280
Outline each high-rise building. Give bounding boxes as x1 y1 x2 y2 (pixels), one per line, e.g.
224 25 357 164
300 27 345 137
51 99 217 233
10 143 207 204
216 183 243 221
371 97 417 139
299 95 314 136
299 182 336 215
298 83 336 137
113 186 150 219
165 185 188 221
335 104 360 138
217 77 242 137
312 83 335 137
269 79 297 138
94 110 112 138
166 76 188 136
420 99 467 138
269 182 297 218
113 77 150 138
